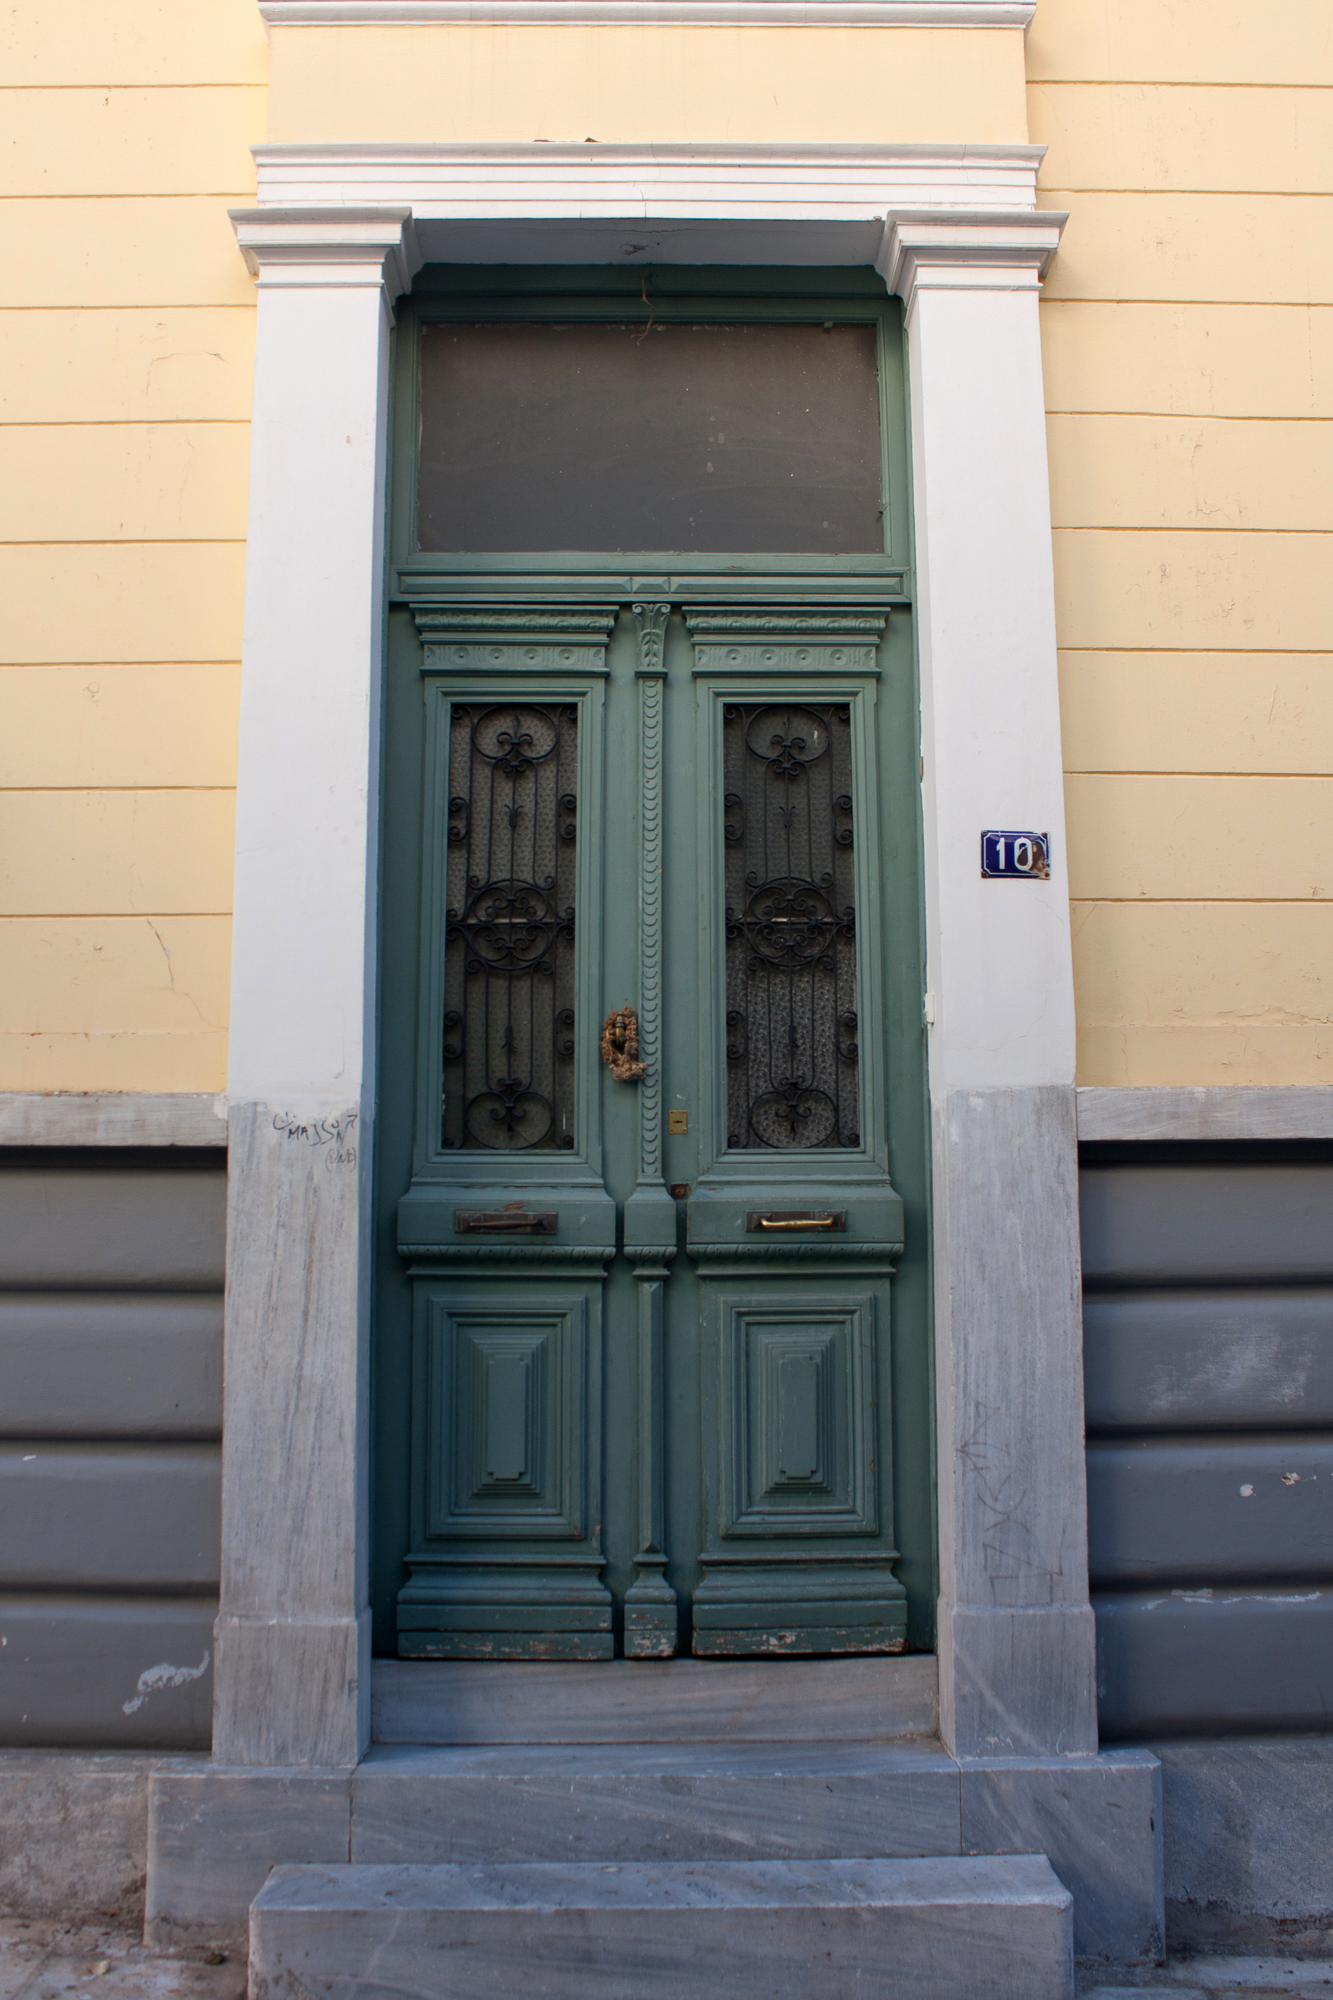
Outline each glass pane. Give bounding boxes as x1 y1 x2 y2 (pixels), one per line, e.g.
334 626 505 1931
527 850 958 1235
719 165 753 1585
442 702 579 1152
418 321 884 555
723 702 860 1150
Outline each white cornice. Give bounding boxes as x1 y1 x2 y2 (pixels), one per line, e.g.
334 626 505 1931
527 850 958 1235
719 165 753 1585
248 143 1051 275
254 140 1044 213
260 2 1034 28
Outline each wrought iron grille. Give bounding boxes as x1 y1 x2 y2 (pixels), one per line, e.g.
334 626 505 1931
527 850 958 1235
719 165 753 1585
442 702 579 1151
723 702 860 1150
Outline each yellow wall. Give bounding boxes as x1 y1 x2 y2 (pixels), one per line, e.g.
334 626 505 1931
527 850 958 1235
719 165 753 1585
263 22 1028 143
4 0 1328 1092
1032 0 1333 1083
0 0 264 1090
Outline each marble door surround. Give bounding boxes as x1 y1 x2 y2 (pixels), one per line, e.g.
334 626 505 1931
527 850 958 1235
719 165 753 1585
217 143 1092 1768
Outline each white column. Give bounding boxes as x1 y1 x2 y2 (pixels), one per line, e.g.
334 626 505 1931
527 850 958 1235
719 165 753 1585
213 208 420 1766
879 213 1098 1757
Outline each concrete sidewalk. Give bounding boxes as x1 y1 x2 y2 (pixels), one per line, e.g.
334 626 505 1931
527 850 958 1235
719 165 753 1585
0 1917 1329 1999
1081 1960 1333 1999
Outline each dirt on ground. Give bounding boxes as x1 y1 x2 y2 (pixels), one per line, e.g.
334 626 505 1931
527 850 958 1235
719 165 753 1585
0 1922 244 2000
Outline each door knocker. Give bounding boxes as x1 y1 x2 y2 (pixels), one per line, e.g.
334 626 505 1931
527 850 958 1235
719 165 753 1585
600 1006 647 1083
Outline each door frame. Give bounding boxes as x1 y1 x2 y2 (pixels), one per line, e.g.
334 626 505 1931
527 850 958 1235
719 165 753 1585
370 271 935 1660
217 147 1095 1766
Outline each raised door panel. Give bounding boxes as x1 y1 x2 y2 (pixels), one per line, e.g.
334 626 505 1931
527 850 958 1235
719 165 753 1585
399 1281 611 1661
720 1293 878 1540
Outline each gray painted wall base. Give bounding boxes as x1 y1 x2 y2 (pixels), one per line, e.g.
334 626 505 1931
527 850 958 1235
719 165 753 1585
1153 1738 1333 1955
141 1744 1161 1965
0 1597 216 1750
0 1147 225 1751
249 1855 1075 2000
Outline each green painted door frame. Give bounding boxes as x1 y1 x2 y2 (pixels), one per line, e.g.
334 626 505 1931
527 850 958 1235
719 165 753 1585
371 267 936 1660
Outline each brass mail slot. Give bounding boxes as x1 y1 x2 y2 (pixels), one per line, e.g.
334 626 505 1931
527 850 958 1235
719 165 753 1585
745 1210 847 1233
455 1210 558 1235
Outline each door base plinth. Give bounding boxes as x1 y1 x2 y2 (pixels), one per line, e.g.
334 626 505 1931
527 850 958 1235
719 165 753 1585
693 1624 907 1657
625 1557 679 1658
692 1559 907 1657
398 1561 614 1662
400 1632 615 1661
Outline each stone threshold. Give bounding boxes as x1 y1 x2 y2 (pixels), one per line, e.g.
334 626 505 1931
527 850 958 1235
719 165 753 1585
372 1651 939 1744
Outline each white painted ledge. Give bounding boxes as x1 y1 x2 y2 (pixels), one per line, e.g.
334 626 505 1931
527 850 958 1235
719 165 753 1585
254 142 1046 217
0 1093 228 1148
1077 1087 1333 1145
260 2 1035 28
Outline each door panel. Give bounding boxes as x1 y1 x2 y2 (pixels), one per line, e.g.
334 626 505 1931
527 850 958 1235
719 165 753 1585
395 612 618 1659
393 602 907 1658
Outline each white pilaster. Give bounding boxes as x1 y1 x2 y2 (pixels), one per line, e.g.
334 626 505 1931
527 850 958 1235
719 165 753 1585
213 207 420 1766
879 211 1098 1756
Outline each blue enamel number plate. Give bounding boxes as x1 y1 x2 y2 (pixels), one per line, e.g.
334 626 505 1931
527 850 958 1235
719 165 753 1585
981 830 1050 879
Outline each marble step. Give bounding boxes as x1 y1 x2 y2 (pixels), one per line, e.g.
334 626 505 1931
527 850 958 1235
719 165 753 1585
371 1653 937 1744
250 1855 1075 2000
353 1740 961 1864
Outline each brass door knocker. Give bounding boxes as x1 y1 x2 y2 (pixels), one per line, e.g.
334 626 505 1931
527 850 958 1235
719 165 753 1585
600 1006 647 1083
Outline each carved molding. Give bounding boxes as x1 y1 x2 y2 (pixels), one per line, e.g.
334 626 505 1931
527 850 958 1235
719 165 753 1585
686 607 886 677
685 612 887 637
690 1244 902 1268
625 604 679 1650
414 607 619 637
415 604 619 675
632 605 669 1183
400 1245 615 1269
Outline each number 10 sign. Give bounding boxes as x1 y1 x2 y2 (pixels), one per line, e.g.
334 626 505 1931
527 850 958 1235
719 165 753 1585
981 830 1050 879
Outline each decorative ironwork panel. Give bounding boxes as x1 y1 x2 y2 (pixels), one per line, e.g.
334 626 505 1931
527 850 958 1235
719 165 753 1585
443 702 579 1151
723 703 860 1150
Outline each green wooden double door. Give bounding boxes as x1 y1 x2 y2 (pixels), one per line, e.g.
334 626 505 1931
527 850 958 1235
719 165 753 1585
372 273 934 1661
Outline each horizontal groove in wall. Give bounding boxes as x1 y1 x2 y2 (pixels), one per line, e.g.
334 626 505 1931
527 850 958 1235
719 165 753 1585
1086 1433 1333 1586
1081 1158 1333 1287
0 1148 225 1748
1085 1287 1333 1433
0 1293 222 1438
1094 1586 1333 1741
1083 1144 1333 1739
0 1154 226 1289
0 1443 221 1594
0 1594 215 1750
